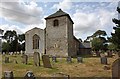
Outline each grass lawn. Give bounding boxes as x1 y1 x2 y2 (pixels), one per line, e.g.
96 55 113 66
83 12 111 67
1 54 116 78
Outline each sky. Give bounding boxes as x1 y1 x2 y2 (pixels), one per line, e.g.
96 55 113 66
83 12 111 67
0 0 119 40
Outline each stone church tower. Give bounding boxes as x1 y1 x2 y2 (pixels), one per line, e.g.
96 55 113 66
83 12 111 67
45 9 75 57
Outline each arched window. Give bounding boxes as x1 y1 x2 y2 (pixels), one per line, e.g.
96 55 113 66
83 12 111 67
53 19 59 26
33 34 40 49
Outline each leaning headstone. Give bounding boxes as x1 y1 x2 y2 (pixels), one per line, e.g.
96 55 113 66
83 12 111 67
77 57 83 63
112 58 120 79
24 71 35 79
52 56 57 62
42 55 52 68
66 56 72 63
5 57 9 63
100 57 107 65
33 52 40 66
22 54 28 64
4 71 14 79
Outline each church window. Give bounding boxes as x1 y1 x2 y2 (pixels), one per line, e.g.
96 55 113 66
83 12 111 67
53 19 59 26
33 34 40 49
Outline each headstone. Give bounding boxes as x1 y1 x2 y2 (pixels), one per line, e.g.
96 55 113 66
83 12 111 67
22 54 28 64
96 51 100 57
33 52 40 66
4 71 14 79
107 51 112 57
77 57 83 63
100 57 107 65
24 71 35 79
3 52 5 55
13 59 18 64
52 56 57 62
10 52 13 55
66 56 72 63
5 57 9 63
42 55 52 68
112 58 120 79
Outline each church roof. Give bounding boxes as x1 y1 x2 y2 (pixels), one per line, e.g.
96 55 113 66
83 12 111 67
45 9 74 24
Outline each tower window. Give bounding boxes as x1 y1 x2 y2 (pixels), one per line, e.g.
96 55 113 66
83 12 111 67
33 34 40 49
53 19 59 26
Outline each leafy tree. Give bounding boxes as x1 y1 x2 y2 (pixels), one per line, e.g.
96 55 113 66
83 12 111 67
110 7 120 50
2 42 10 52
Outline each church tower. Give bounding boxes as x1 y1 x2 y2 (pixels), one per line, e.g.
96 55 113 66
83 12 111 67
45 9 75 57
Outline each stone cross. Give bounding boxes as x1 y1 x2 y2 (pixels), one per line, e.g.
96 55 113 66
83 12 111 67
4 71 14 79
42 55 52 68
33 52 40 66
5 57 9 63
100 57 107 65
112 58 120 79
22 54 28 64
24 71 35 79
77 57 83 63
66 56 72 63
52 56 57 62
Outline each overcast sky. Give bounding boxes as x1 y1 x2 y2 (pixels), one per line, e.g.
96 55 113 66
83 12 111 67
0 0 119 40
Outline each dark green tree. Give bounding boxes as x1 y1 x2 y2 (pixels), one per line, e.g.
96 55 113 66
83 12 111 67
111 7 120 50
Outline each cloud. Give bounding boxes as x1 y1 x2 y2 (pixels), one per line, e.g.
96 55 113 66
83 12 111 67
51 0 73 11
72 2 117 40
0 0 43 24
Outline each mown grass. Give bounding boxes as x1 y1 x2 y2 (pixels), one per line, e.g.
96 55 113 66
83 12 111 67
2 54 116 77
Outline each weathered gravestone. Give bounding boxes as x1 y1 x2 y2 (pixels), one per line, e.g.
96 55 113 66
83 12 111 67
24 71 35 79
77 57 83 63
52 56 57 62
4 71 14 79
66 56 72 63
112 58 120 79
5 57 9 63
22 54 28 64
107 51 112 57
42 55 52 68
33 52 40 66
100 57 107 65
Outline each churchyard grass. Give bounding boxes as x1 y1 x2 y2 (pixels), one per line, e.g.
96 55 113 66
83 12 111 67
2 54 116 77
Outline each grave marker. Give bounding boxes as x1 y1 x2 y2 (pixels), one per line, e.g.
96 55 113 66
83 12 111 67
77 57 83 63
33 52 40 66
52 56 57 62
4 71 14 79
42 55 52 68
112 58 120 79
22 54 28 64
66 56 72 63
100 57 107 65
5 57 9 63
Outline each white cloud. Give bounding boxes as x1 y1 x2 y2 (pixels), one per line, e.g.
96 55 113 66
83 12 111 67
72 6 116 40
51 0 73 11
0 0 43 24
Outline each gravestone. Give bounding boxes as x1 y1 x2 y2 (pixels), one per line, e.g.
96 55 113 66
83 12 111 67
107 51 112 57
33 52 40 66
77 57 83 63
52 56 57 62
24 71 35 79
100 57 107 65
42 55 52 68
5 57 9 63
66 56 72 63
96 51 100 57
112 58 120 79
4 71 14 79
13 59 18 64
22 54 28 64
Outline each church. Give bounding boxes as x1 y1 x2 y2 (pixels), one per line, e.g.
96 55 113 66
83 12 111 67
25 9 91 57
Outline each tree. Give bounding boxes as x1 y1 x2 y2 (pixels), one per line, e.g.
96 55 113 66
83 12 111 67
110 7 120 50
